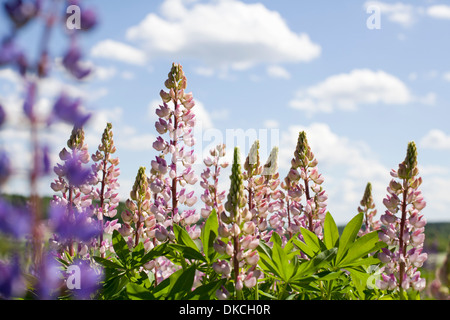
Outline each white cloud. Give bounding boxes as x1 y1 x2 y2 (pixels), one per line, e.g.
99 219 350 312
194 66 215 77
427 5 450 20
289 69 412 116
420 129 450 150
90 39 147 66
277 123 390 225
93 66 117 81
442 72 450 82
263 119 279 129
117 133 156 151
126 0 320 71
364 1 420 27
365 2 450 27
266 65 291 79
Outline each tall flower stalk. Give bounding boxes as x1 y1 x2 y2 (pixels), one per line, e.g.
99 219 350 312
151 63 199 241
121 166 151 248
91 123 121 256
357 182 379 236
50 126 98 257
283 131 327 238
200 144 228 219
222 147 247 299
378 141 428 296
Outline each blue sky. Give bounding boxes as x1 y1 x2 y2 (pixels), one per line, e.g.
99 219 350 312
1 0 450 225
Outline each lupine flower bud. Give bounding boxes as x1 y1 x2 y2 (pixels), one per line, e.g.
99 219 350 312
225 147 246 219
244 140 260 178
261 146 279 178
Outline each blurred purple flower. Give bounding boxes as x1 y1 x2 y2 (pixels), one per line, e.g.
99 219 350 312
0 150 11 186
0 197 31 238
49 204 100 242
0 38 20 66
0 103 6 126
62 43 91 80
68 259 102 299
65 151 92 187
49 92 91 128
4 0 40 29
34 252 63 300
0 256 25 299
41 145 51 175
23 81 36 120
80 8 97 31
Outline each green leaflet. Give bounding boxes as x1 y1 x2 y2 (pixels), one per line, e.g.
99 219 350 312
173 223 201 251
200 209 219 263
323 212 340 250
152 265 197 300
336 212 364 264
112 230 131 265
339 231 386 267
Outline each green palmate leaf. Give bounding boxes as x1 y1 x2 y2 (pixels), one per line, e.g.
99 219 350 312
339 255 381 267
126 282 155 300
339 230 386 266
336 212 364 263
185 279 226 300
173 223 201 251
293 247 337 281
271 239 288 281
271 231 283 247
299 227 322 254
313 270 344 281
136 242 169 267
130 241 145 267
200 210 219 263
323 212 340 250
153 265 197 300
346 267 371 299
169 243 207 262
292 238 316 258
269 232 301 282
112 230 131 265
102 274 129 300
94 256 124 269
257 241 280 277
168 265 197 299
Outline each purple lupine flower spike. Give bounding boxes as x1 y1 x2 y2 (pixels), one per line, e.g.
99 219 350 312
378 141 428 295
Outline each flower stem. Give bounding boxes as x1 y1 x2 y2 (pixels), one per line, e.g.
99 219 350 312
398 187 408 294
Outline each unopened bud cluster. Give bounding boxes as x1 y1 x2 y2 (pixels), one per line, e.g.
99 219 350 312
358 182 380 236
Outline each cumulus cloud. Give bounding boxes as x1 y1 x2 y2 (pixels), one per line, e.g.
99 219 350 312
364 1 420 27
289 69 412 116
90 39 147 66
365 2 450 27
427 5 450 20
125 0 320 71
266 65 291 79
420 129 450 150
